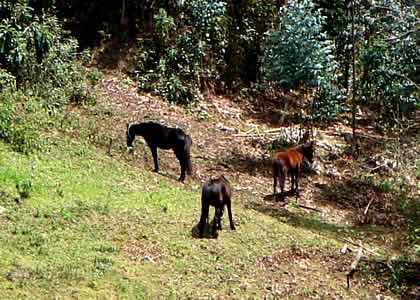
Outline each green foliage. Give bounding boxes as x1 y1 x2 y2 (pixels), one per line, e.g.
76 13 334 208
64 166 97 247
0 3 52 80
259 0 345 120
0 2 101 106
134 1 227 104
358 0 418 124
154 8 175 40
0 68 15 90
16 179 33 199
399 195 420 246
260 0 334 91
0 90 41 154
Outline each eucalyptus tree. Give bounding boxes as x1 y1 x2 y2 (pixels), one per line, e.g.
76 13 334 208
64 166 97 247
357 0 419 125
259 0 345 120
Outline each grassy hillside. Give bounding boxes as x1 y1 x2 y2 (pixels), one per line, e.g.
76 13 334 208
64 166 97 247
0 76 417 299
0 136 391 299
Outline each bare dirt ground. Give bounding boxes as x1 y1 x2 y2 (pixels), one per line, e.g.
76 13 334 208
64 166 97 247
94 70 418 298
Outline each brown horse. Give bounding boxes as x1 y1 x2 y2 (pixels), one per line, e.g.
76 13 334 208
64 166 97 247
272 141 314 199
198 175 235 238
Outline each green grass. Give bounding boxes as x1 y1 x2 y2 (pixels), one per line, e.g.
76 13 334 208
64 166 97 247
0 135 390 299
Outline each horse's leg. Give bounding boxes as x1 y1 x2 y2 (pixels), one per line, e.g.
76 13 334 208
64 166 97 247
295 168 300 199
273 175 277 194
213 207 222 234
149 145 159 172
174 148 186 181
198 203 209 238
227 201 235 230
273 162 278 194
184 135 193 175
291 170 296 193
218 206 225 230
280 166 286 196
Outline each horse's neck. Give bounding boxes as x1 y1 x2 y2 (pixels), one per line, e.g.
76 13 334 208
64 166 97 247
131 123 145 137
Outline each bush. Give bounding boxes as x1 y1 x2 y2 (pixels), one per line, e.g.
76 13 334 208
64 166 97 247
133 1 227 104
357 0 418 125
0 90 40 154
259 0 345 120
0 2 101 107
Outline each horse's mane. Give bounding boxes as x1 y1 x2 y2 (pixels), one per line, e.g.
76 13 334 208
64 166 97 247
209 175 227 185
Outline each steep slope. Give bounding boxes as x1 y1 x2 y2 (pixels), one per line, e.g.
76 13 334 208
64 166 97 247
0 71 417 298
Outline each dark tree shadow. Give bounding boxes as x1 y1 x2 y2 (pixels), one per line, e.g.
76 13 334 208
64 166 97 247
221 149 272 178
247 199 353 237
311 178 388 213
311 177 407 228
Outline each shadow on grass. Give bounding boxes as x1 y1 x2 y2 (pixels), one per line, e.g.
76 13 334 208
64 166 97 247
221 150 271 178
191 222 219 239
247 199 354 238
311 178 375 211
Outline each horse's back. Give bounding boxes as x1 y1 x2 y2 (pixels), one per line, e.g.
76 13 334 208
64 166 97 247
273 151 291 171
273 146 304 170
286 148 304 169
142 122 188 150
139 122 170 147
202 176 231 205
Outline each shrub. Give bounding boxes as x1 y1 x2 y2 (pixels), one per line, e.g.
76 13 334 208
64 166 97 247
0 90 40 154
0 2 101 107
259 0 346 120
134 1 227 104
357 0 418 125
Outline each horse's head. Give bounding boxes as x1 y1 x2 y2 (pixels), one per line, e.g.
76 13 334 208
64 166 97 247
126 123 135 147
302 141 315 163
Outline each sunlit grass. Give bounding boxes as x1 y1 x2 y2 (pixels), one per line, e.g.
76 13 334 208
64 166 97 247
0 136 384 298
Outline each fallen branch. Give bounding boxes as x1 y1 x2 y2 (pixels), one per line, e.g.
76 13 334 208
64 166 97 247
231 133 265 137
297 204 323 213
347 247 363 289
344 239 379 256
232 128 299 137
341 244 349 254
359 163 389 173
363 198 375 216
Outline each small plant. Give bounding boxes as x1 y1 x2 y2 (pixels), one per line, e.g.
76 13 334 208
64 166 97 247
16 179 32 199
160 201 169 212
74 144 89 156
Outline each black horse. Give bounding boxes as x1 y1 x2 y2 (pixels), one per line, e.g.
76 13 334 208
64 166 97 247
126 121 192 181
198 175 235 238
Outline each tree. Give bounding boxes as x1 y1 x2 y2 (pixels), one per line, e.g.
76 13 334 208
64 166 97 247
357 0 419 125
259 0 344 120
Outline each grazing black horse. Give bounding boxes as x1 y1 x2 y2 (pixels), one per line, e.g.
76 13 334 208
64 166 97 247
198 175 235 238
126 121 192 181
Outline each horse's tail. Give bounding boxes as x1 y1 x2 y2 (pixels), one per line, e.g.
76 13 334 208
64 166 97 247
273 159 286 180
184 134 193 175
